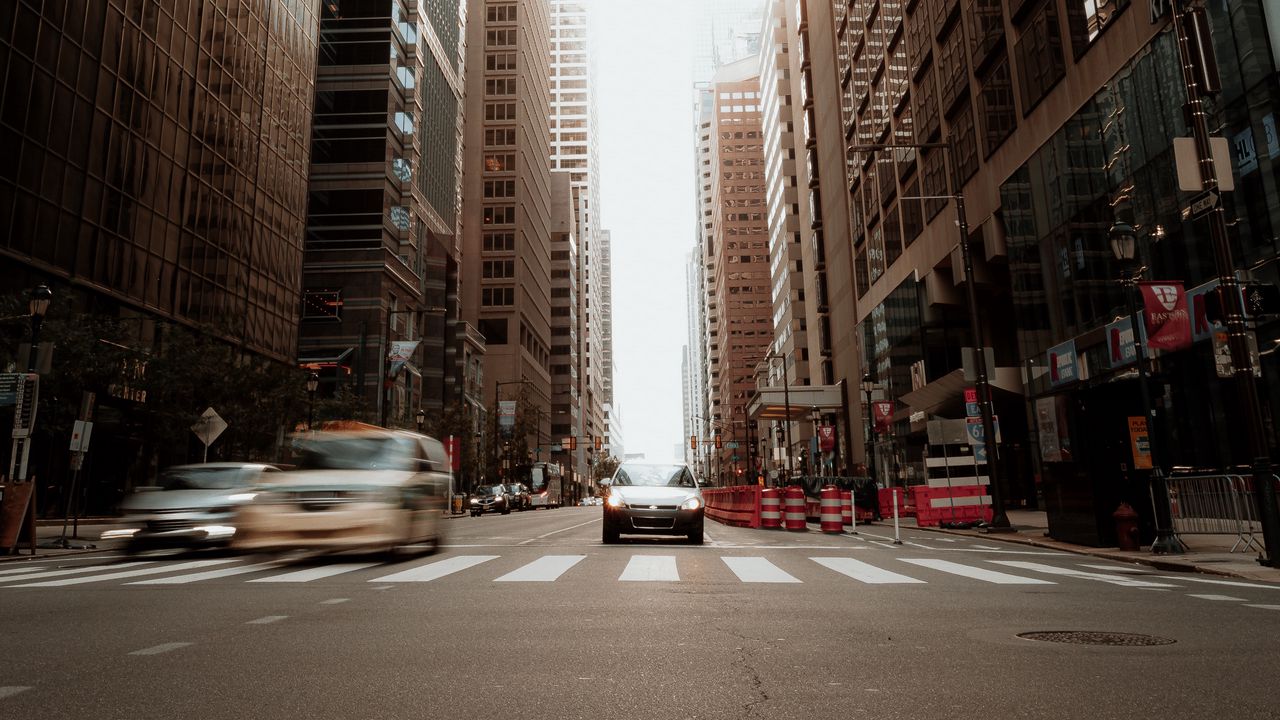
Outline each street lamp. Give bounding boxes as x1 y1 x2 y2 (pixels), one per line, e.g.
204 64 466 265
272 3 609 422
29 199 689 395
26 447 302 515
1110 220 1185 554
305 372 319 431
27 283 52 372
860 373 877 483
415 408 426 434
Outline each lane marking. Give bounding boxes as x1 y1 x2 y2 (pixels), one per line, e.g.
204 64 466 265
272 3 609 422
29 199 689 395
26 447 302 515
246 616 287 625
370 586 394 591
722 557 801 583
129 642 191 656
899 558 1054 585
494 555 586 582
619 556 679 582
320 598 350 605
128 561 285 585
989 561 1179 588
0 687 32 700
247 563 377 583
16 560 234 587
372 555 498 582
811 557 925 584
1246 604 1280 611
517 519 602 545
1079 564 1150 573
1187 594 1247 602
0 567 45 576
0 562 153 585
1153 575 1280 591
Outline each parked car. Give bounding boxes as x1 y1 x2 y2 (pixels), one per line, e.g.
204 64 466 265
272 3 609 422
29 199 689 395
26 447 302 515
231 428 448 557
470 484 511 516
601 462 704 544
506 482 532 511
112 463 283 553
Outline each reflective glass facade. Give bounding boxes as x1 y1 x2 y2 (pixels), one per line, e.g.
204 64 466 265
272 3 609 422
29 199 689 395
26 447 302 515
0 0 319 361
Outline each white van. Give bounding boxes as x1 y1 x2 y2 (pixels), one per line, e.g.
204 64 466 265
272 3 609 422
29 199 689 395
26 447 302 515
232 428 448 556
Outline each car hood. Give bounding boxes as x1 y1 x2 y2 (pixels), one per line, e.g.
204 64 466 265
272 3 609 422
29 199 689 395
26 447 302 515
123 489 246 512
609 486 699 505
258 469 412 490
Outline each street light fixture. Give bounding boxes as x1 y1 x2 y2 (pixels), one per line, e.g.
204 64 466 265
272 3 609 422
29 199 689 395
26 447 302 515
27 283 52 372
415 408 426 434
860 373 877 482
306 372 319 431
1109 220 1185 554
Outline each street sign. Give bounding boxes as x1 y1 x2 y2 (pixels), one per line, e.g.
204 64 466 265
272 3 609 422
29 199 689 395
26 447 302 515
0 374 20 407
725 441 739 449
191 407 228 447
69 420 94 452
965 415 1002 463
1180 189 1219 222
9 374 38 438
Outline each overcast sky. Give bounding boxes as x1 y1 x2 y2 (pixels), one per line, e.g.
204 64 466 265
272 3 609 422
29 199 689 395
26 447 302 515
595 1 698 462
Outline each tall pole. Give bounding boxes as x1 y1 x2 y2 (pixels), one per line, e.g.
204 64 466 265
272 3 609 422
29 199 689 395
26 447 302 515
1171 2 1279 565
778 355 794 484
863 382 877 483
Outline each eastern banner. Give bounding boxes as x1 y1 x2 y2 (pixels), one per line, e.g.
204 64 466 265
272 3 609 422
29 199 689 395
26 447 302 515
1139 282 1191 350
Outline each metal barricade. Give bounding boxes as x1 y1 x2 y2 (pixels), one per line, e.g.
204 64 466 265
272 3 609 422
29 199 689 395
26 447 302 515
1163 473 1264 553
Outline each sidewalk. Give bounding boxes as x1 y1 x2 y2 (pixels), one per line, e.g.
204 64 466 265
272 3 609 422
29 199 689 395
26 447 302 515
904 509 1280 583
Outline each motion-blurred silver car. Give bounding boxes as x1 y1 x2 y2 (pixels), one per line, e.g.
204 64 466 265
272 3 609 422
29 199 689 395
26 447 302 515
601 462 704 544
112 463 282 553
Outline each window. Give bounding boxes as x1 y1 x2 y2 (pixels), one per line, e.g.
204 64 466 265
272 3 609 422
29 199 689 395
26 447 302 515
978 58 1016 156
1066 0 1129 57
486 4 516 23
483 205 516 224
484 154 515 172
486 29 516 47
949 101 979 182
485 128 516 147
1015 1 1066 114
483 180 515 198
478 318 508 345
302 289 342 321
485 78 516 96
483 260 515 278
485 103 515 121
486 52 517 71
481 287 515 306
484 232 515 251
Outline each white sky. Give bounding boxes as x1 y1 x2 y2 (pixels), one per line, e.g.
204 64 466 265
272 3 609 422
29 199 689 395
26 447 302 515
595 1 698 462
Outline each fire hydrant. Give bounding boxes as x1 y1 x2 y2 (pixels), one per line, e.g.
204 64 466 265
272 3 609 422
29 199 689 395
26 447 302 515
1113 503 1140 551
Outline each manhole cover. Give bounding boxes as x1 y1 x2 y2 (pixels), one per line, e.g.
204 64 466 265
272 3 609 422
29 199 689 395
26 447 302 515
1017 631 1175 647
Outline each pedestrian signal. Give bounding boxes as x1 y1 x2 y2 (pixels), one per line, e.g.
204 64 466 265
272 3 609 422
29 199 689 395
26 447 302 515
715 434 723 449
594 436 602 451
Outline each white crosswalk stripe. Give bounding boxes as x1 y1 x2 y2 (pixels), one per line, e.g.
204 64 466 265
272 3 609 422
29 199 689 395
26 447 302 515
811 557 924 584
0 566 45 576
247 563 377 583
1078 564 1151 573
0 562 153 585
619 555 679 582
14 560 235 587
722 557 801 583
494 555 585 582
989 561 1180 588
371 555 498 583
129 561 286 585
900 558 1054 585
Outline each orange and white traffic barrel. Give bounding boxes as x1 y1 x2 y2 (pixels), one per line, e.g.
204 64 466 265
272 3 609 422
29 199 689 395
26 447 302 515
784 485 807 531
820 486 843 534
760 487 782 529
840 489 853 528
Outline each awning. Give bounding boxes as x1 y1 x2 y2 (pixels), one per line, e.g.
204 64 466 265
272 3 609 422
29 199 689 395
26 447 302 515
898 367 1024 418
746 384 845 421
299 348 353 370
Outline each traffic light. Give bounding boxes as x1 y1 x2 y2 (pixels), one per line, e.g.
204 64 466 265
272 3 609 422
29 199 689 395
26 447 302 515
564 436 577 451
690 435 698 450
594 436 602 451
715 434 722 449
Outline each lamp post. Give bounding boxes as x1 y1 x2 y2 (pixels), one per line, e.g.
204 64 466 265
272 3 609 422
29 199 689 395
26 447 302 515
764 352 795 484
27 284 52 372
850 139 1009 529
415 408 426 434
860 373 877 482
1109 221 1186 554
305 372 319 431
809 406 822 477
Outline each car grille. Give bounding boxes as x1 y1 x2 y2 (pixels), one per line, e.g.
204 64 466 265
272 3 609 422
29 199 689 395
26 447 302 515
630 517 676 530
624 504 678 511
146 519 194 531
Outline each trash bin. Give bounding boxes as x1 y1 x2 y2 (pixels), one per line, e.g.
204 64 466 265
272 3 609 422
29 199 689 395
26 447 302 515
1113 503 1139 551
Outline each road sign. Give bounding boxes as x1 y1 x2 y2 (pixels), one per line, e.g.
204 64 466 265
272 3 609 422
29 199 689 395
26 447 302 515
965 415 1002 463
0 374 21 407
9 374 38 438
1180 189 1219 222
69 420 94 452
191 407 228 447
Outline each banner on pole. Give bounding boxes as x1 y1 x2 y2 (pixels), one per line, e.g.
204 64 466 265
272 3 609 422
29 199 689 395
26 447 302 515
1139 282 1191 350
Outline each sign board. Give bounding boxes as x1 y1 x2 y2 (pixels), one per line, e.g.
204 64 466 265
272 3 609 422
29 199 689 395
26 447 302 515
817 425 836 452
1128 417 1153 470
965 416 1001 463
1047 340 1079 387
69 420 94 452
498 400 517 434
872 401 894 432
388 341 420 362
1180 189 1219 222
1173 137 1235 192
191 407 228 447
9 374 38 438
1213 330 1262 378
0 374 21 407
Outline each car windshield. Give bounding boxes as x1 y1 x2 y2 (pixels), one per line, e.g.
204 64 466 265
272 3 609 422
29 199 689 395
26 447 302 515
295 436 415 471
158 467 251 490
485 485 504 495
611 464 696 488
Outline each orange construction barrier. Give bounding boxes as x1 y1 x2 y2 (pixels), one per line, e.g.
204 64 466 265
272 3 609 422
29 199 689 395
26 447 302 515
784 485 807 531
820 486 843 533
840 489 853 528
760 487 782 529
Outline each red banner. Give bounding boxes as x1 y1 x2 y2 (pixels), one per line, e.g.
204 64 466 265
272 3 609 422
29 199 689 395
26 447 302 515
1139 282 1192 351
817 425 836 452
872 401 894 433
446 436 460 472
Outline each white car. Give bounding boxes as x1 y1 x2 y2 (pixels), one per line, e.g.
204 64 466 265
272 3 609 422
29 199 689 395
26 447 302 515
232 428 449 557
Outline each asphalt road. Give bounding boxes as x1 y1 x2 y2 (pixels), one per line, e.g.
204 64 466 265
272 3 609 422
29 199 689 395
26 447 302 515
2 507 1279 719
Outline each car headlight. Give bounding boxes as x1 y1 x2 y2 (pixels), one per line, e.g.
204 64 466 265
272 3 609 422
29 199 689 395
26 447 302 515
228 492 258 503
470 498 479 504
681 497 702 511
606 494 624 508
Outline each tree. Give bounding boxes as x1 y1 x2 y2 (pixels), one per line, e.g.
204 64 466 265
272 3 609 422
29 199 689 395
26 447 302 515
593 453 620 481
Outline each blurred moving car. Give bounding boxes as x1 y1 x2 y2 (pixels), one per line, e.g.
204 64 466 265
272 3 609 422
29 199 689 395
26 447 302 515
601 462 704 544
506 482 532 511
232 428 449 556
470 484 511 516
110 463 282 553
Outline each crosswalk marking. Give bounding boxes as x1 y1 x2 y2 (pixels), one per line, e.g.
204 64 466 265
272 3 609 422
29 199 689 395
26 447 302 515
494 555 585 582
129 642 191 656
722 557 801 583
247 563 376 583
1247 604 1280 611
989 561 1179 588
0 566 45 576
1078 564 1150 574
1153 575 1280 591
0 686 32 700
900 558 1054 585
15 560 234 587
129 561 285 585
372 555 498 583
619 556 679 582
811 557 924 584
0 562 153 585
247 616 287 625
1187 594 1247 602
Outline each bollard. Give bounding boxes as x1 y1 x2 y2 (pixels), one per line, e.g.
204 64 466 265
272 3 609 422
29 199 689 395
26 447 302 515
840 489 853 530
784 485 807 531
820 486 843 534
761 487 782 529
892 487 903 545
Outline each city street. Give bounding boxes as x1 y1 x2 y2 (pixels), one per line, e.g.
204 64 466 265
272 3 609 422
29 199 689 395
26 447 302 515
2 508 1279 719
